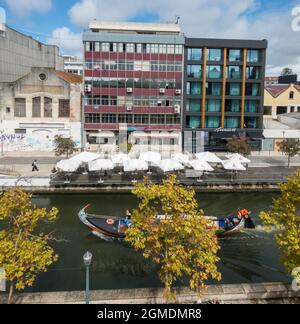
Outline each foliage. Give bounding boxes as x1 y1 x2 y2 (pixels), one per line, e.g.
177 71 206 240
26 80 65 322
125 175 221 302
281 67 293 76
279 139 300 167
0 188 59 303
54 135 78 158
226 136 251 156
260 169 300 284
119 142 133 153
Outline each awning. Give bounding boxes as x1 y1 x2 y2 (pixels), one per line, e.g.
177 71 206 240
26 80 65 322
211 131 240 139
247 132 265 140
89 131 115 138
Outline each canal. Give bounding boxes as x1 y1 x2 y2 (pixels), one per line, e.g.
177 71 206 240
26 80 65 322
27 192 289 292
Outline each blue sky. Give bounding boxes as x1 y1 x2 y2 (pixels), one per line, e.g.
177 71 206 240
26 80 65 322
0 0 299 74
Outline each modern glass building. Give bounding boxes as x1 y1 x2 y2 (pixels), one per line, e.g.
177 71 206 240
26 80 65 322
183 38 267 152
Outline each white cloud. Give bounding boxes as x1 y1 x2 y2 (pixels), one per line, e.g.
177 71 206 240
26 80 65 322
66 0 300 75
4 0 52 17
47 27 82 58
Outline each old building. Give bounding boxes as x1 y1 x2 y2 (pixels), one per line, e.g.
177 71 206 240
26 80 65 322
0 68 82 151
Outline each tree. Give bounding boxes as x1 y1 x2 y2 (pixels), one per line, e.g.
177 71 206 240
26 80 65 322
260 169 300 288
226 136 251 156
281 67 293 76
0 188 59 304
280 139 300 168
54 135 78 159
125 175 221 303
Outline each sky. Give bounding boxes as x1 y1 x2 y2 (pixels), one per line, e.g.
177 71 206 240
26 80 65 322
0 0 300 76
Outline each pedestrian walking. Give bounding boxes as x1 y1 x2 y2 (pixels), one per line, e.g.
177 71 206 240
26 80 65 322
32 160 39 172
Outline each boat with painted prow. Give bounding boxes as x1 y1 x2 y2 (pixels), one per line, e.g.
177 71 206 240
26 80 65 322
78 205 255 240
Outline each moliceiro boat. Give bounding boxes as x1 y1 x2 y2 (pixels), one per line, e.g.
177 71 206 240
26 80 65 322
78 205 255 240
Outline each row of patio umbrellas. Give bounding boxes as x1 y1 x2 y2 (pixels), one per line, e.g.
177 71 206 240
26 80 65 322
56 151 251 173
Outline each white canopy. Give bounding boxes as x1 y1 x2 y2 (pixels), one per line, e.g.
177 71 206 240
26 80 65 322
56 159 81 172
70 152 100 163
123 159 148 172
111 153 131 165
222 159 246 171
195 152 223 163
171 153 190 165
88 159 114 172
188 160 214 172
156 159 184 173
139 151 162 164
226 153 251 164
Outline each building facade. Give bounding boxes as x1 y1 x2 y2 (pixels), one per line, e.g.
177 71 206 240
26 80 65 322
63 55 83 75
183 38 267 152
0 68 82 152
82 21 184 154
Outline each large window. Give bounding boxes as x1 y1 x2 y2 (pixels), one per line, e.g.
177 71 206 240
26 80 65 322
227 83 241 96
44 97 52 118
207 49 222 62
186 116 201 129
244 117 257 128
187 65 202 78
32 97 41 118
225 117 239 128
225 99 241 112
246 66 260 79
186 82 201 95
59 100 70 118
205 116 220 128
186 100 201 112
187 48 202 61
245 100 259 113
247 50 259 63
228 49 241 62
227 66 241 79
206 82 221 95
246 83 260 96
207 65 222 79
14 98 26 117
206 99 221 112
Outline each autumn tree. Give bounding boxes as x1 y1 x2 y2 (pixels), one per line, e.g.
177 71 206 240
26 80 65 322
280 139 300 168
0 188 59 304
260 169 300 288
125 175 221 303
54 135 78 159
226 136 251 156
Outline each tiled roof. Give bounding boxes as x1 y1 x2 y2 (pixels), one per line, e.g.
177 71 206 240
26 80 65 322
55 71 82 84
265 85 290 98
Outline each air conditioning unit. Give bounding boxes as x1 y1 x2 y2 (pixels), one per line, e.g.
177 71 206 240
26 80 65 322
126 88 133 93
94 105 100 110
174 105 181 114
126 106 132 112
157 100 162 106
175 89 181 95
159 88 166 94
85 84 92 93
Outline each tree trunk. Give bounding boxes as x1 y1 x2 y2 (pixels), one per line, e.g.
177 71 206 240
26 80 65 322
7 282 14 304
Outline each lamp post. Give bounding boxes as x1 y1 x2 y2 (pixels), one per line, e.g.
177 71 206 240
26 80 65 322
83 251 92 304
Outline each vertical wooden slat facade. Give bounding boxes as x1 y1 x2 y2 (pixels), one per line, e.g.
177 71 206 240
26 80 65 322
241 48 247 129
221 48 227 128
201 47 207 128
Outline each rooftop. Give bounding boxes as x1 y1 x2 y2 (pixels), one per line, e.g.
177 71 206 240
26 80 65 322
55 71 82 84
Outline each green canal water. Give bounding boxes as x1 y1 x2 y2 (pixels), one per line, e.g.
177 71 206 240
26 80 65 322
26 192 290 292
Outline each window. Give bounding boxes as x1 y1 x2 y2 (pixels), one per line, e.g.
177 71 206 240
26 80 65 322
247 50 259 63
290 106 295 112
225 117 239 128
186 100 201 112
59 100 70 118
85 42 90 52
101 43 110 52
207 65 222 79
244 117 257 128
227 66 241 79
206 99 221 112
277 106 287 115
264 106 272 115
225 99 240 112
228 49 241 62
228 83 241 96
206 82 221 96
207 49 222 62
39 73 47 81
32 97 41 117
126 43 135 53
15 129 26 134
187 48 202 61
6 107 10 114
289 91 294 99
246 66 260 79
245 100 258 113
186 116 201 128
118 43 124 53
246 83 259 96
136 44 142 53
187 65 202 78
95 42 100 51
167 44 175 54
186 82 201 95
44 97 52 118
175 45 183 54
205 116 220 128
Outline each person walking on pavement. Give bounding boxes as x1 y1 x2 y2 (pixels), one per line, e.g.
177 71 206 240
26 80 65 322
32 160 39 172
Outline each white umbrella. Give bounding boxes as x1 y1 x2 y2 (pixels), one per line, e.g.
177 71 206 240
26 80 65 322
195 152 223 163
222 159 246 171
88 159 114 172
123 159 148 172
111 153 131 165
56 159 81 172
70 152 100 163
188 160 214 172
172 153 190 165
156 159 184 173
139 151 161 164
226 153 251 164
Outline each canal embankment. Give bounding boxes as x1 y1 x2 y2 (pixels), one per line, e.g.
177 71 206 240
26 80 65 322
1 283 299 304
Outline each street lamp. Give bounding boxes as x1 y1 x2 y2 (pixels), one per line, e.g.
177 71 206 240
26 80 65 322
83 251 92 304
